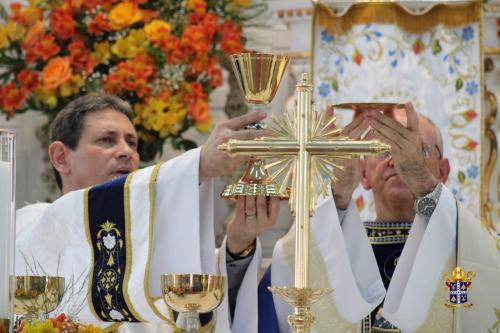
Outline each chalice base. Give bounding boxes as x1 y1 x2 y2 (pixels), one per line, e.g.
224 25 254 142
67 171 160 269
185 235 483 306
221 159 290 199
269 286 333 333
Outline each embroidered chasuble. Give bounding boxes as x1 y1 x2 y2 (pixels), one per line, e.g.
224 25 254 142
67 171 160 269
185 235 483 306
15 148 264 333
259 186 500 333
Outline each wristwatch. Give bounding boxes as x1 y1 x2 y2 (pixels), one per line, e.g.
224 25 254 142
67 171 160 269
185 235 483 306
414 182 443 219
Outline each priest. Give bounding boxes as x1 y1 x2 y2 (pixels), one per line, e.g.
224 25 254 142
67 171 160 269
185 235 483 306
259 103 499 332
15 93 279 332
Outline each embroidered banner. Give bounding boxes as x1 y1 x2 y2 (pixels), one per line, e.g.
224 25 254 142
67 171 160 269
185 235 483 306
85 174 142 322
313 3 483 221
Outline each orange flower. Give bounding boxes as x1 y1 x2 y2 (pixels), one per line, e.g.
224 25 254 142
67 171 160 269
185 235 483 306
23 21 44 48
187 0 207 15
10 4 42 26
189 99 209 123
69 39 96 73
207 58 222 87
88 12 112 36
109 2 143 30
219 21 243 54
144 20 171 46
181 24 210 54
1 83 28 114
42 57 72 89
17 69 40 91
31 34 61 61
160 35 184 63
50 7 76 40
202 14 218 39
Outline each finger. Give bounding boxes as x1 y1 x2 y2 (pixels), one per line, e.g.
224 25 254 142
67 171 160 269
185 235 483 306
235 196 245 221
404 102 419 132
370 121 404 151
256 195 268 220
343 111 370 138
325 105 334 118
225 111 267 130
245 195 257 215
227 129 266 142
268 197 280 223
370 112 410 142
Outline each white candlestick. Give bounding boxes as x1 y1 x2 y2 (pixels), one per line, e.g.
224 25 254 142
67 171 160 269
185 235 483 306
0 135 14 320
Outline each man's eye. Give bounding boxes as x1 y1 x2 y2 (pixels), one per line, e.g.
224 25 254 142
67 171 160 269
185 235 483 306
128 140 138 149
99 137 114 145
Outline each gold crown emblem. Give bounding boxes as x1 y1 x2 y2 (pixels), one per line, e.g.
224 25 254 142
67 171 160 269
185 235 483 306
451 267 465 281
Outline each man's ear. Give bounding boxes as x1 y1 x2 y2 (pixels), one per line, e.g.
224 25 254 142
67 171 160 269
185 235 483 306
438 158 451 183
359 158 372 190
48 141 71 175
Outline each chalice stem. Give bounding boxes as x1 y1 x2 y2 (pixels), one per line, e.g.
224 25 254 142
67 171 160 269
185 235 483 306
185 311 199 333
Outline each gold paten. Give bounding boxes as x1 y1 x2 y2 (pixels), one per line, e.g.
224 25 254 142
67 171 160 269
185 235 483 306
218 71 389 332
13 276 65 319
161 274 224 332
221 53 290 199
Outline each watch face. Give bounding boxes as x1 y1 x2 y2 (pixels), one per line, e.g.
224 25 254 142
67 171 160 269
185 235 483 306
417 197 436 217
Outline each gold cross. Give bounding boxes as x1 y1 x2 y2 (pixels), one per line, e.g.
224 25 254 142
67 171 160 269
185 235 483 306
218 73 389 332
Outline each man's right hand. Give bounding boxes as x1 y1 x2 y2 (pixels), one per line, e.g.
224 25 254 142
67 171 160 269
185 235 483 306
199 111 267 183
329 106 371 209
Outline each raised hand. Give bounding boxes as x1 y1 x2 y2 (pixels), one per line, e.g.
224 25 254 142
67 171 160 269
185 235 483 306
199 111 268 183
226 195 280 254
369 102 438 197
328 106 371 209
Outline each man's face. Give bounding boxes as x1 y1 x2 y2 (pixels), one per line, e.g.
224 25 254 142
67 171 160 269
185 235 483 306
361 110 445 206
63 109 140 192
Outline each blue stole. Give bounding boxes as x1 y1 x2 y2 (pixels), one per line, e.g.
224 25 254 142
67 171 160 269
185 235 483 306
258 266 279 332
85 174 142 322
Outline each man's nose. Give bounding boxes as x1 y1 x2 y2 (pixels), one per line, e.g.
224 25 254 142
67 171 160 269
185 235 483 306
116 139 134 159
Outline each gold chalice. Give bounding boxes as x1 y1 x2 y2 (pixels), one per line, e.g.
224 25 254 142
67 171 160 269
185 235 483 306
221 52 290 199
161 274 225 333
13 276 65 321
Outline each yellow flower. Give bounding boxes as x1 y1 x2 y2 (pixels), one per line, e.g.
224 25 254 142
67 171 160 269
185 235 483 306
6 21 26 41
59 74 84 97
144 20 171 44
34 86 57 108
91 41 111 64
233 0 251 7
187 0 206 14
108 2 143 30
21 319 58 333
195 114 214 133
0 26 9 49
111 29 148 59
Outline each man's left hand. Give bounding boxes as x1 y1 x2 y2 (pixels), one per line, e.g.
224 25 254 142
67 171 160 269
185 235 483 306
369 102 438 197
226 196 280 255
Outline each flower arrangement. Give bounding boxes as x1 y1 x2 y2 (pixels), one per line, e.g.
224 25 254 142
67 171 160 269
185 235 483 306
0 0 264 160
17 314 102 333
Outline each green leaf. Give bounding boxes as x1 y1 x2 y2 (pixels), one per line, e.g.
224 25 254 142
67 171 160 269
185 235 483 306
432 40 442 55
331 79 338 92
455 78 463 91
174 138 198 151
495 307 500 319
458 170 466 184
0 4 7 22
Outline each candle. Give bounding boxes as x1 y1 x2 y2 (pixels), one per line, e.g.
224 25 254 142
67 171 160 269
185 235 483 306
0 133 14 320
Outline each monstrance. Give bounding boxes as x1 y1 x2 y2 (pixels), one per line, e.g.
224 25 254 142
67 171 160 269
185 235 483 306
218 67 390 332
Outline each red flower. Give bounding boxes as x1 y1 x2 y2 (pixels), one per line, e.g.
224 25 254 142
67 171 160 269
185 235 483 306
207 58 222 87
17 69 40 91
462 109 477 122
412 39 425 55
31 34 61 61
464 139 478 151
69 39 96 73
50 7 76 40
1 83 28 114
189 99 209 123
88 12 112 36
219 21 243 55
352 49 363 65
354 195 365 211
160 35 184 63
182 24 210 54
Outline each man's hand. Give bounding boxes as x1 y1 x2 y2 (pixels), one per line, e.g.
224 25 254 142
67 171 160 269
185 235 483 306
369 102 438 197
226 196 280 254
329 106 371 209
199 111 267 183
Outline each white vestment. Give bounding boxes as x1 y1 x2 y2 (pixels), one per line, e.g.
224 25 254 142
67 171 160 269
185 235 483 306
15 148 262 333
271 186 500 332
